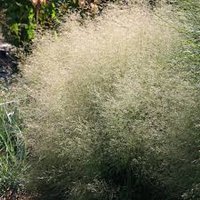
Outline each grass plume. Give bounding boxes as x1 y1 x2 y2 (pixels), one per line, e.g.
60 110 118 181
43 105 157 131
19 4 200 200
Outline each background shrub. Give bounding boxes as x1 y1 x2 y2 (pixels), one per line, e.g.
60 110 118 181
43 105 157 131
0 0 65 47
0 0 37 46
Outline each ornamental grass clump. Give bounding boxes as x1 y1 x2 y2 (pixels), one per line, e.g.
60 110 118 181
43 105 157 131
20 4 200 200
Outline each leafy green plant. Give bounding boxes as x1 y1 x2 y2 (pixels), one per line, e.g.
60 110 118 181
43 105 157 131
0 0 36 46
0 0 62 47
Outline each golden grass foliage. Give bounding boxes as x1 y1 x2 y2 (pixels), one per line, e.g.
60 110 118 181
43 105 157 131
20 4 199 199
23 5 181 123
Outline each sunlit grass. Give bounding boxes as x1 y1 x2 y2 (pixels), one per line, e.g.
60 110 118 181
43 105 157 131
18 3 200 200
